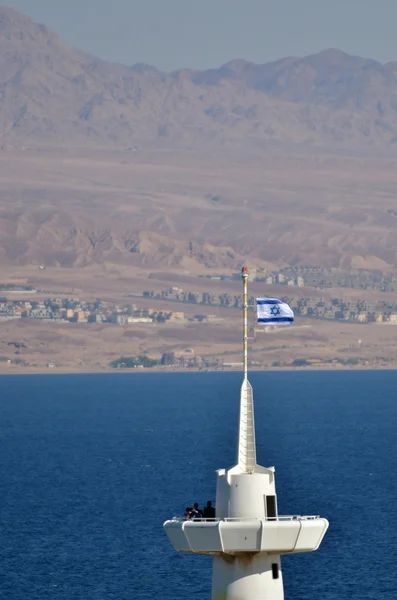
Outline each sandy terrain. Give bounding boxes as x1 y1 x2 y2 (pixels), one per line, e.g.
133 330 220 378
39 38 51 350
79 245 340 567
1 148 397 372
1 148 397 273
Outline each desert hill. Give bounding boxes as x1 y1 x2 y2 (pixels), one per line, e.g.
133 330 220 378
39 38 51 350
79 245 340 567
1 7 397 148
1 149 397 272
1 8 397 274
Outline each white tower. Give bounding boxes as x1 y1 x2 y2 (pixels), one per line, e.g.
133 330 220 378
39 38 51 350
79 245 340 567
164 266 329 600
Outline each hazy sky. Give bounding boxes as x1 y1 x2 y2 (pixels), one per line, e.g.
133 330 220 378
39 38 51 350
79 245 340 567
4 0 397 71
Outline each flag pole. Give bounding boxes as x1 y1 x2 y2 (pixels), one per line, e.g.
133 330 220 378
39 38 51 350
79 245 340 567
242 266 249 380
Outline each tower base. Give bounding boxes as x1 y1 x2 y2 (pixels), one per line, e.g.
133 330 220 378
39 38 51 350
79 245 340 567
212 553 283 600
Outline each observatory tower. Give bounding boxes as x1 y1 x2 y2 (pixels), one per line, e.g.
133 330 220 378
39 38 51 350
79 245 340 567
164 267 329 600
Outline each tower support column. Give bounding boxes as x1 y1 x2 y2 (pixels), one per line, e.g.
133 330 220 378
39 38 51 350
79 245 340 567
212 553 284 600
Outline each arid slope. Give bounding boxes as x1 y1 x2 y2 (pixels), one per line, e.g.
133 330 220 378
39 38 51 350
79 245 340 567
1 150 397 272
1 7 397 148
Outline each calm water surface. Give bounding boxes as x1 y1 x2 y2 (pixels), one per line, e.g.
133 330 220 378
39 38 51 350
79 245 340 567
0 371 396 599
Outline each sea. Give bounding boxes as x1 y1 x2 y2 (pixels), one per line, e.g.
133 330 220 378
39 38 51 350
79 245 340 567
0 370 396 600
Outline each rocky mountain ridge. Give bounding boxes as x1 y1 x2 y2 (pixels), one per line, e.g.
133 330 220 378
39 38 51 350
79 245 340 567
1 7 397 148
1 8 397 274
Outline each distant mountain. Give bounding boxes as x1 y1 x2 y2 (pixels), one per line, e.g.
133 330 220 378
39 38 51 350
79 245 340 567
194 49 397 107
1 7 397 149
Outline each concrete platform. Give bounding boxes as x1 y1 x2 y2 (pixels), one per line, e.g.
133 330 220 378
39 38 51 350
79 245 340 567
164 517 329 556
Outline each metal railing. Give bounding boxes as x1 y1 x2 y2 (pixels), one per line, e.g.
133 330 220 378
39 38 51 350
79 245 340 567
168 515 320 523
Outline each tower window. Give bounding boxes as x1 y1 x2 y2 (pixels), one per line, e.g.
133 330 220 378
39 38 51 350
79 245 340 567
266 495 277 519
272 563 279 580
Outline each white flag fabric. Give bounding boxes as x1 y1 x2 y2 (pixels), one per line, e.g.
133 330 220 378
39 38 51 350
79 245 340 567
256 298 294 325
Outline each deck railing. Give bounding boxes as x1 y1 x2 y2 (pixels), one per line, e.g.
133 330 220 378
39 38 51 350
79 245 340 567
168 515 320 523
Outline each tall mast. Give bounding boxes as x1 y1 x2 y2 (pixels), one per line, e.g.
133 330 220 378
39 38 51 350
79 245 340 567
237 266 256 471
242 266 249 380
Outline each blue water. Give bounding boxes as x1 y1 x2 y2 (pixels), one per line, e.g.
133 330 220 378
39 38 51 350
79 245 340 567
0 371 396 599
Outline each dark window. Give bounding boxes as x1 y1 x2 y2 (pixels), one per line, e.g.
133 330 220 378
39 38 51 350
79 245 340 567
272 563 279 580
266 495 277 519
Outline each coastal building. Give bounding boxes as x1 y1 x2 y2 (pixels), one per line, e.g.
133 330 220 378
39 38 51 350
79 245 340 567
127 317 152 323
27 308 52 319
161 352 175 366
73 310 87 323
109 314 127 325
170 311 185 320
88 314 103 323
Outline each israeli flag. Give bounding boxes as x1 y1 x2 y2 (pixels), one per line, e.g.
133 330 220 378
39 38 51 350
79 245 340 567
256 298 294 325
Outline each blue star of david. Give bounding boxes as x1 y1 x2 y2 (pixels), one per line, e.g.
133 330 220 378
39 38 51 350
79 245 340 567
270 305 281 316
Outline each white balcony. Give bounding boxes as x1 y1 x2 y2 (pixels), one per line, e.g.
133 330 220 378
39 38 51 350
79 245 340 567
164 516 329 556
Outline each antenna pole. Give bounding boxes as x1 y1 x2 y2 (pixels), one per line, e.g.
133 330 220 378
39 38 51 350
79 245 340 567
242 266 249 380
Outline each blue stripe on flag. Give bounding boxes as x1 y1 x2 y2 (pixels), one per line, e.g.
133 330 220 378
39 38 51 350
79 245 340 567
256 299 282 305
257 317 294 323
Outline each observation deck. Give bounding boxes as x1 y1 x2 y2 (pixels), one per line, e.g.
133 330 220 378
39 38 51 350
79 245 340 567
164 515 329 556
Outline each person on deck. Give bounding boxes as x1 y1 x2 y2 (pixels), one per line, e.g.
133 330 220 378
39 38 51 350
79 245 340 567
203 500 215 519
191 503 203 519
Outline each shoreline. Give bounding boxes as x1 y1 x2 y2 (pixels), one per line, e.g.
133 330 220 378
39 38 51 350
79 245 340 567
0 364 396 375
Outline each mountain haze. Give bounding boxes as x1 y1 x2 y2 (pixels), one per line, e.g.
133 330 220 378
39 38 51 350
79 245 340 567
1 7 397 148
1 8 397 276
